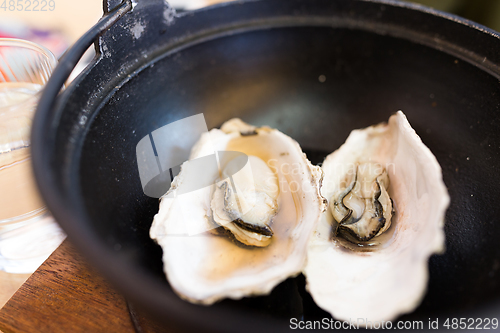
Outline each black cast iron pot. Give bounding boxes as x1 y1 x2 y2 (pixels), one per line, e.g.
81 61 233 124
32 0 500 331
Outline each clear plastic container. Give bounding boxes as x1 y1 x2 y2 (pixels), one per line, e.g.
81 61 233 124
0 38 65 273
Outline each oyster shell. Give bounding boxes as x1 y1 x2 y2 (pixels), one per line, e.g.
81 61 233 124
150 119 325 304
303 111 449 322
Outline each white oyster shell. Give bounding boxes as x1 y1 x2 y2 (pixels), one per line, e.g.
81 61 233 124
303 111 449 322
150 119 325 304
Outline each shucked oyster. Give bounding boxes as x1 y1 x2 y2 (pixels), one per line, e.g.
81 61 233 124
150 119 325 304
303 111 449 323
330 162 394 242
211 155 279 247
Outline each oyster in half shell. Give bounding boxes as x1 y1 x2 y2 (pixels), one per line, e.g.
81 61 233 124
150 119 325 304
304 111 449 322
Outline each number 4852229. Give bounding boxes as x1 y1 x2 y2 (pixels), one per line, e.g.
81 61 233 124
443 318 499 330
1 0 55 11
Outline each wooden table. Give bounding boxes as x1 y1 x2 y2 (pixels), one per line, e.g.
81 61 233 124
0 240 169 333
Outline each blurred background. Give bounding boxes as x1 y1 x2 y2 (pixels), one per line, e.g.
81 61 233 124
1 0 500 58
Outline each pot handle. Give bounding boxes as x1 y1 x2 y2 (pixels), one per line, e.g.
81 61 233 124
35 0 132 123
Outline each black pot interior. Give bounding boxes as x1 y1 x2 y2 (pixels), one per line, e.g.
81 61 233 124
44 0 500 331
